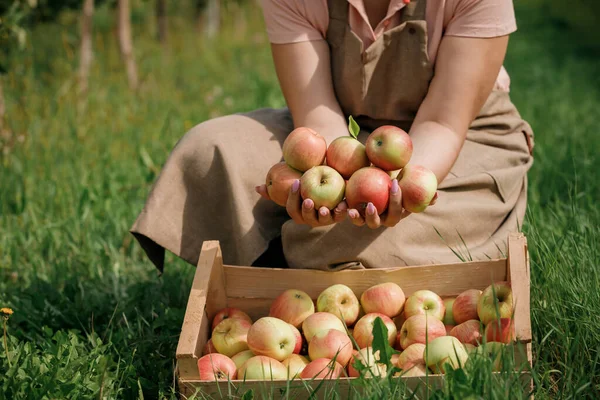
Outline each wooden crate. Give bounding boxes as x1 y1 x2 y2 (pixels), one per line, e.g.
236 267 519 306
175 233 532 399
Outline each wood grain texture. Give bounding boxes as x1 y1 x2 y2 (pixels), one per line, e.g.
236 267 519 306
508 233 532 343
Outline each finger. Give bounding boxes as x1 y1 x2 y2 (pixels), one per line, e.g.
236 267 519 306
255 184 271 201
286 179 304 224
382 179 403 227
365 202 381 229
301 199 320 227
317 207 334 225
429 191 439 206
348 209 366 226
333 201 348 223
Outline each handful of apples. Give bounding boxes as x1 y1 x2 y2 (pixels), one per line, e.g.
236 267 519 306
197 280 515 381
264 117 438 217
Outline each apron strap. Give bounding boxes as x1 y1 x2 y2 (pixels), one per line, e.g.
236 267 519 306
401 0 427 22
328 0 349 22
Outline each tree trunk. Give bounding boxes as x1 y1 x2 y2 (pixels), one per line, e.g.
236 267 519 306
78 0 95 96
156 0 167 44
204 0 220 38
0 77 5 133
117 0 138 90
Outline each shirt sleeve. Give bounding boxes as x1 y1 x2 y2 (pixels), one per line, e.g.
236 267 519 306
444 0 517 38
260 0 328 44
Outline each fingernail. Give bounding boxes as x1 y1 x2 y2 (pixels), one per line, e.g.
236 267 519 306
366 203 375 216
349 210 358 219
391 179 399 195
319 207 328 217
255 186 261 192
292 179 299 193
303 199 314 209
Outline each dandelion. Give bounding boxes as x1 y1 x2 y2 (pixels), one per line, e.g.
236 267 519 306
1 308 14 316
1 307 13 367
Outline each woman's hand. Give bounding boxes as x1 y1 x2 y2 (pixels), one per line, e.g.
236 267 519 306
256 179 348 227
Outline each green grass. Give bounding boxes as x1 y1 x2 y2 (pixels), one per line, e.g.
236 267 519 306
1 2 599 399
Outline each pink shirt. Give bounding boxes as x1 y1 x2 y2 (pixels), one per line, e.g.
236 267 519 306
260 0 516 90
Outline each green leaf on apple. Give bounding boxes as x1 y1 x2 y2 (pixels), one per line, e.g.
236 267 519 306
348 115 360 139
371 317 397 369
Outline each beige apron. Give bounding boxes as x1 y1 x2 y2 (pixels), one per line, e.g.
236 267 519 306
131 0 534 272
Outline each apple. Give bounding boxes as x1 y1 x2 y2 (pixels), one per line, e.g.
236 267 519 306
477 282 513 325
397 165 438 213
475 342 506 371
397 343 426 370
202 338 217 355
326 137 370 179
453 289 482 324
345 167 391 216
404 290 445 320
247 317 296 361
212 308 253 331
391 353 400 367
282 354 310 378
348 347 387 378
393 311 407 332
269 289 315 328
445 325 455 335
360 282 406 318
387 169 401 180
316 284 360 326
238 356 287 380
288 324 303 354
443 298 456 325
300 166 346 210
197 353 237 381
308 329 353 366
300 358 345 380
365 125 413 171
353 313 397 349
484 318 515 344
282 127 327 172
265 162 303 206
231 350 255 370
399 363 427 377
424 336 469 374
449 320 483 346
398 314 446 349
212 318 252 357
464 343 477 353
302 312 346 342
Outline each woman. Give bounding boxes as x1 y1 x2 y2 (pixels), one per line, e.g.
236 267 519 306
131 0 534 272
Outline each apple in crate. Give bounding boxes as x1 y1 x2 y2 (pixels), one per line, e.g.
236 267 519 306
450 320 483 346
360 282 406 318
202 338 217 356
398 314 446 349
288 324 303 354
326 136 370 179
397 165 438 213
399 363 427 377
345 167 392 216
282 127 327 172
473 342 506 372
269 289 314 328
231 350 255 370
453 289 482 324
212 308 253 331
265 162 303 207
302 312 346 342
353 313 397 349
404 290 445 320
282 354 310 379
197 353 237 381
365 125 413 171
397 343 426 370
442 298 456 325
308 329 353 366
485 318 515 344
348 347 387 378
238 356 287 380
212 318 252 357
247 317 296 361
301 358 345 379
477 282 513 325
316 284 360 326
300 166 346 210
424 336 469 374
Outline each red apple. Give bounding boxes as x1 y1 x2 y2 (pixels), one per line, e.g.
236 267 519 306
345 167 392 216
282 354 309 378
238 356 287 380
300 166 346 210
365 125 413 171
399 363 427 377
231 350 255 370
300 358 345 380
197 353 237 381
308 329 353 366
326 137 370 179
445 325 455 335
302 312 346 343
397 343 426 370
347 349 361 377
348 347 388 378
265 162 303 206
212 318 252 357
202 338 217 356
397 165 438 213
360 282 406 318
269 289 315 328
443 298 456 325
404 290 445 320
353 313 397 349
398 314 446 349
450 320 483 346
289 324 303 354
424 336 469 374
477 282 513 325
282 127 327 172
484 318 515 344
393 311 407 332
247 317 296 361
316 284 360 327
212 308 253 332
453 289 482 324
